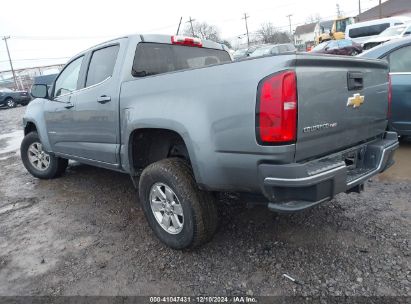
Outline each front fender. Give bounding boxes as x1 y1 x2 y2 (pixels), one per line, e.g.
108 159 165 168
23 99 53 153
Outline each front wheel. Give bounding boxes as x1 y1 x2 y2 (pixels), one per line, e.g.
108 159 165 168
21 132 68 179
6 98 16 108
139 158 218 249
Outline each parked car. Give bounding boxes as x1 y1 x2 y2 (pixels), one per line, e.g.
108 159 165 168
345 16 411 45
0 88 31 108
232 46 259 60
363 23 411 50
359 36 411 139
24 34 397 249
311 39 362 56
249 43 296 57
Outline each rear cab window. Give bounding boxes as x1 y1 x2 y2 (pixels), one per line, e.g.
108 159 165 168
132 43 231 77
388 45 411 73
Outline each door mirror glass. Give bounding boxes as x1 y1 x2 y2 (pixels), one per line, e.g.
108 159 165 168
31 84 48 99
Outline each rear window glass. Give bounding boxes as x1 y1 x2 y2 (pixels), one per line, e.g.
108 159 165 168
349 23 390 38
132 43 231 77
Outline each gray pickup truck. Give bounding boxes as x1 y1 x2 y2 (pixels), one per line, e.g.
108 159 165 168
23 34 398 249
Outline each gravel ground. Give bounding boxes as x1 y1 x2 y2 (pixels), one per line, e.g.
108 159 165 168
0 106 410 297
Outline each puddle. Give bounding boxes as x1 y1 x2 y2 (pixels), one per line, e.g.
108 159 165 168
377 141 411 182
0 130 23 159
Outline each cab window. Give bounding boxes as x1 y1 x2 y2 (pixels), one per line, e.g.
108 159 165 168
389 45 411 73
86 45 119 87
54 56 84 97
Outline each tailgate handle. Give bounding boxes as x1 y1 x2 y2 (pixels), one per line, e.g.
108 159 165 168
347 72 363 91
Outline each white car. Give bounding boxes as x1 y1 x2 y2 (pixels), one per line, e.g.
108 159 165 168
363 23 411 50
345 16 411 45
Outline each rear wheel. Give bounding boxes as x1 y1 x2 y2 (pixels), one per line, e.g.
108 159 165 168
21 132 68 179
139 158 218 249
6 98 16 108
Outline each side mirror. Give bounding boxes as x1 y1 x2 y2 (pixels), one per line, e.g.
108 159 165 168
31 84 49 99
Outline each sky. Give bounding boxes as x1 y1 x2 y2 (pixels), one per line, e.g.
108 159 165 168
0 0 386 72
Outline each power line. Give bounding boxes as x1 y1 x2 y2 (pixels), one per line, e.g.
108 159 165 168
0 57 70 63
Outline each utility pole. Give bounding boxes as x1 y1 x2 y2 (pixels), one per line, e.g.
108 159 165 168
2 36 18 90
242 13 250 47
379 0 382 19
186 17 196 37
358 0 361 16
286 14 293 36
176 17 183 35
336 4 342 18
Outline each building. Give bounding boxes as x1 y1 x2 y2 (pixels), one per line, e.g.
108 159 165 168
357 0 411 22
294 22 317 51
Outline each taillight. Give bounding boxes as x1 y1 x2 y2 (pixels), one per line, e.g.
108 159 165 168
388 74 392 119
256 70 297 144
171 36 202 47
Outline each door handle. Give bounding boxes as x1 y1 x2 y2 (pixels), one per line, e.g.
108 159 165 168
64 102 74 109
97 95 111 104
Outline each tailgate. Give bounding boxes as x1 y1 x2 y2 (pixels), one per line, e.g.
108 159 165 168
294 55 389 161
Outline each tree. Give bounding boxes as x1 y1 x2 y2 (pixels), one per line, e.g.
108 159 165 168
257 22 291 44
306 14 322 24
183 21 221 42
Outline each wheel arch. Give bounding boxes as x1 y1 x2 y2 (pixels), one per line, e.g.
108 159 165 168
127 127 202 185
22 118 52 153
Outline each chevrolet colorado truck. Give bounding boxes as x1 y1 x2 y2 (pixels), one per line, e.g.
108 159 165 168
22 34 398 249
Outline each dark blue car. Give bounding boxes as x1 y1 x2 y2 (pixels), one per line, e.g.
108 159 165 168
359 37 411 139
0 88 31 108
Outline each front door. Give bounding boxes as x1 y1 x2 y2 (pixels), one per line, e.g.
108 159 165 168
44 56 84 155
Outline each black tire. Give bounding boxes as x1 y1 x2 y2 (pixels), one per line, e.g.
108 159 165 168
139 158 218 249
6 98 16 108
21 132 68 179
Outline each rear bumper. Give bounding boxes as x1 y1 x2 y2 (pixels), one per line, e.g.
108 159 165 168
259 132 399 212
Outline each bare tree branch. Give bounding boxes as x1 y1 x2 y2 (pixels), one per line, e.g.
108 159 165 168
257 22 292 44
183 21 221 42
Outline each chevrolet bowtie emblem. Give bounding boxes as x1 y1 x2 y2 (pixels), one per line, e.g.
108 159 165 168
347 93 365 108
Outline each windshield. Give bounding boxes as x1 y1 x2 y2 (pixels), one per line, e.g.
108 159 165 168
250 46 271 57
233 49 247 56
312 42 329 51
335 18 353 33
379 26 406 37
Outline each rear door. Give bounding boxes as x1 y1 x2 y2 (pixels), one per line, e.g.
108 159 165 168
294 55 389 161
70 42 122 164
387 45 411 134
